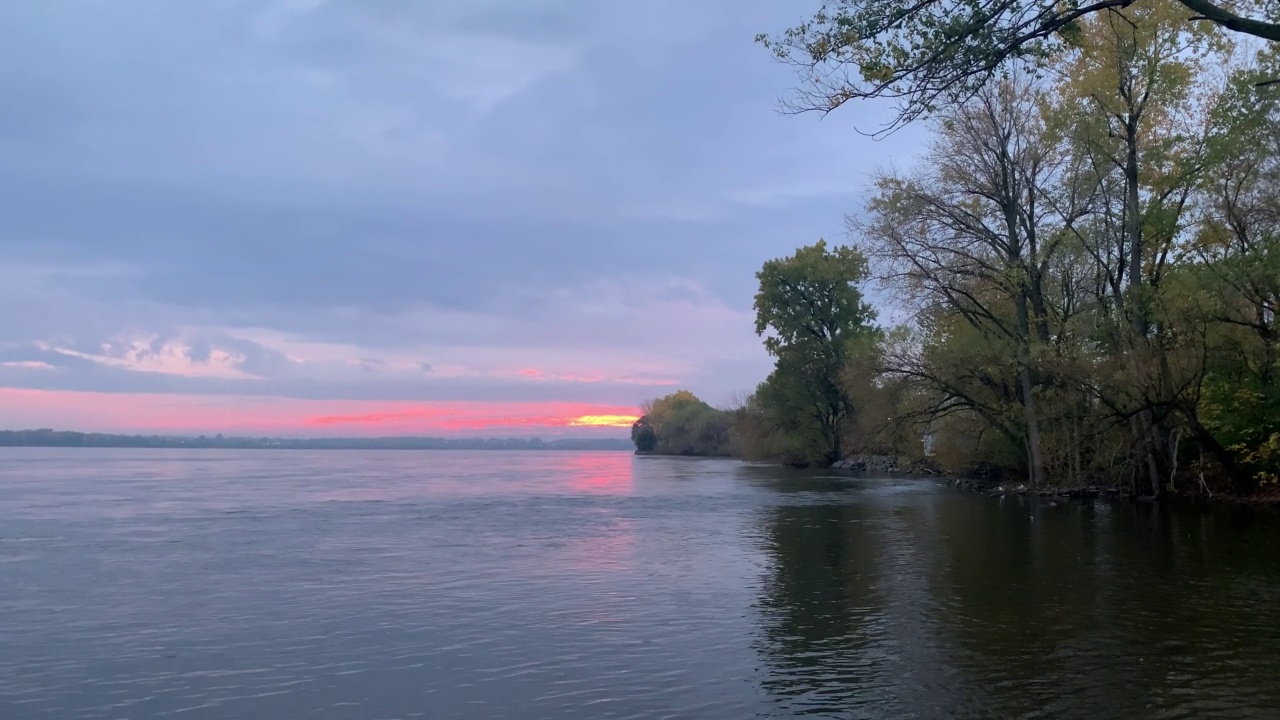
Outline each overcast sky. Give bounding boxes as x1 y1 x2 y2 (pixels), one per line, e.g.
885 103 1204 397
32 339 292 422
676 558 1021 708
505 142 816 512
0 0 922 436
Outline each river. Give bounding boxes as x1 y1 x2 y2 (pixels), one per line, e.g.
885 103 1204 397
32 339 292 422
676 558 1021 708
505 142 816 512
1 448 1278 718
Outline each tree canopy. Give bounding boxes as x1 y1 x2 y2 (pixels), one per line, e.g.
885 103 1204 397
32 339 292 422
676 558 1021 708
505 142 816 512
737 6 1280 495
754 240 876 356
757 0 1279 131
630 391 735 456
746 241 878 465
651 6 1279 494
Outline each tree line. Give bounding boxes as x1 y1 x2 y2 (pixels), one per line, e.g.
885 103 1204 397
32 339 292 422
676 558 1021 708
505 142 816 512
632 241 881 466
636 1 1278 498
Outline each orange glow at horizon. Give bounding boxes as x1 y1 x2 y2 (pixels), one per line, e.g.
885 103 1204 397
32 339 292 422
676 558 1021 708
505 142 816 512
568 414 639 428
305 408 639 431
0 388 640 436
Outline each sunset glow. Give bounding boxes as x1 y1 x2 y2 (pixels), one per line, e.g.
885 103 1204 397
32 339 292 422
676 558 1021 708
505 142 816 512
0 388 639 437
568 415 640 428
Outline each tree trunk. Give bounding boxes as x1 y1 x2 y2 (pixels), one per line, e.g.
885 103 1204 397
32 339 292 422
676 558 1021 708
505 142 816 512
1125 113 1144 312
1136 410 1166 498
1072 410 1083 488
1020 364 1047 487
1185 411 1252 495
1015 292 1047 487
1029 269 1052 345
1121 108 1173 498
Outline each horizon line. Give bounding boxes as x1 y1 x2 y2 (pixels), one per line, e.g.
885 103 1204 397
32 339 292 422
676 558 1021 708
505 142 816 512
0 428 632 442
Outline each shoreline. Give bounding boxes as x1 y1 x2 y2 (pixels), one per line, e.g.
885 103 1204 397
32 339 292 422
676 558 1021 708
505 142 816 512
640 450 1280 506
942 476 1280 507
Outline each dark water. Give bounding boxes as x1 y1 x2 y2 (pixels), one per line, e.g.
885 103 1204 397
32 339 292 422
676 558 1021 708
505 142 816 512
2 450 1279 719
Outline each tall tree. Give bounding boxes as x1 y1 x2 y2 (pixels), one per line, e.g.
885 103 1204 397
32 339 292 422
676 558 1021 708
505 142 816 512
1056 0 1220 496
753 240 877 463
1188 49 1280 489
858 76 1083 485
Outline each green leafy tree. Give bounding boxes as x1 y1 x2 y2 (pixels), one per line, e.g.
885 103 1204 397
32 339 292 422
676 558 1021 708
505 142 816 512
746 2 1280 495
857 75 1074 486
630 418 657 453
633 390 735 456
751 240 877 464
1188 48 1280 490
1056 2 1223 497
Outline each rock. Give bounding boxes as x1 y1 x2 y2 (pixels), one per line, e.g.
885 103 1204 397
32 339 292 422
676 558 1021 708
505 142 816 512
833 454 901 474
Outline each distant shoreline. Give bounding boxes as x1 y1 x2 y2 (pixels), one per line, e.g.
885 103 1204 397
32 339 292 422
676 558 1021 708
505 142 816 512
0 430 632 452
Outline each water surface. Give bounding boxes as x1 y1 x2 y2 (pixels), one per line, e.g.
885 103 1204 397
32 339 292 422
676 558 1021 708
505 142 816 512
2 449 1278 718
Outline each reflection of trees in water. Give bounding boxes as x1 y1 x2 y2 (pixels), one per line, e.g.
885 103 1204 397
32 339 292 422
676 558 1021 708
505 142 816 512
1090 503 1280 715
751 486 975 717
926 500 1280 716
751 480 1280 718
918 498 1119 715
754 501 884 714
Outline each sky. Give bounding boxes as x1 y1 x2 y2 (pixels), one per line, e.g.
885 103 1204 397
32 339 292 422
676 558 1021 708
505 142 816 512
0 0 922 437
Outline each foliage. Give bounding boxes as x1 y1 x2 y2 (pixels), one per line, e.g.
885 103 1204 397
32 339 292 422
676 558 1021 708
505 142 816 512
631 391 735 456
757 0 1279 132
739 241 878 465
1186 50 1280 489
749 5 1280 495
639 2 1280 496
630 418 657 453
753 240 876 356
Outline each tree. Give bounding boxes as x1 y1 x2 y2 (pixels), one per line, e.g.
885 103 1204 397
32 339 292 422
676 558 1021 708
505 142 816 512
631 418 658 453
857 75 1084 485
1187 48 1280 490
827 3 1280 494
1053 1 1221 497
752 240 877 464
838 329 928 461
748 0 1280 495
757 0 1276 132
632 390 735 456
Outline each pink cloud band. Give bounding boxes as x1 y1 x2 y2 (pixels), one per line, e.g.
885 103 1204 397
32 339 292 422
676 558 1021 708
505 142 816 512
0 388 639 436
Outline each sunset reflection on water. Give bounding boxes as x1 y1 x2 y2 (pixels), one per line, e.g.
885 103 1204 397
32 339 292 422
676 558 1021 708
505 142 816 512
6 450 1280 719
561 451 635 496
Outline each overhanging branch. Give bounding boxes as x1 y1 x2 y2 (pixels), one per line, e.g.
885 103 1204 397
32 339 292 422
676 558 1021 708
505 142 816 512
1179 0 1280 41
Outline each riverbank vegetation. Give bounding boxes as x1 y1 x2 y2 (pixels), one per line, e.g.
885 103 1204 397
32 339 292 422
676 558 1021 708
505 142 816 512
629 391 735 456
735 241 881 466
812 1 1280 498
639 1 1279 499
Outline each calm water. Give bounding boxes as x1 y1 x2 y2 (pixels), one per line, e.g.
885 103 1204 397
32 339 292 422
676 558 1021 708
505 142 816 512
2 449 1279 719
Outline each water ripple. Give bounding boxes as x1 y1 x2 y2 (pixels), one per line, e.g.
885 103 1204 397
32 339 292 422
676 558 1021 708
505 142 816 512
1 449 1278 718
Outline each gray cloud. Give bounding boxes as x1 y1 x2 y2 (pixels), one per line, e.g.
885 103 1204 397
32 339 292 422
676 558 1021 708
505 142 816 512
0 0 924 418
